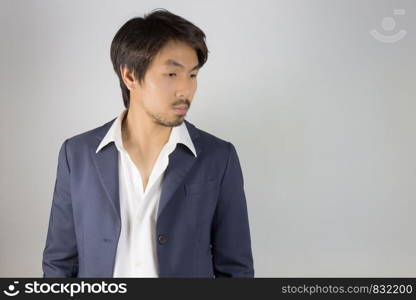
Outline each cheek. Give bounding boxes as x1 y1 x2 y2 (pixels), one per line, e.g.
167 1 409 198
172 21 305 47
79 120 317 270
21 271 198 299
142 78 173 109
147 76 173 92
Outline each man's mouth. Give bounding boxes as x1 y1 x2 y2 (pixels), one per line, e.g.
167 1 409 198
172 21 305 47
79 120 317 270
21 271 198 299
173 105 188 115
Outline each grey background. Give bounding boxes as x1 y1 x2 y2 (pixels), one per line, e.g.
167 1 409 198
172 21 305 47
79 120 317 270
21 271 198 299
1 0 415 277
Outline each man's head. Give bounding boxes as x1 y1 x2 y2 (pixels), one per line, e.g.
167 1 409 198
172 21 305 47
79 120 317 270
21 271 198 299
110 9 208 127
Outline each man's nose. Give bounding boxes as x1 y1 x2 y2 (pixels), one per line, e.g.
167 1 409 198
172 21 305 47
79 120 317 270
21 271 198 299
175 77 193 99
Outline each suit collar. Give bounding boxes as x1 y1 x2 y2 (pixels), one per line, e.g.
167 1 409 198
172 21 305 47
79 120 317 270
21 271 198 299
95 110 198 157
94 117 201 140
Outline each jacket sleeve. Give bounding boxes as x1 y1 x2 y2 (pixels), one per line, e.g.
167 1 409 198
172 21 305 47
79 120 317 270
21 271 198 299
211 142 255 277
42 139 79 277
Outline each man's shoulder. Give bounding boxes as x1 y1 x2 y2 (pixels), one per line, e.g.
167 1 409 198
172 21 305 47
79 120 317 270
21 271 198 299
184 120 234 156
63 117 234 155
64 118 116 150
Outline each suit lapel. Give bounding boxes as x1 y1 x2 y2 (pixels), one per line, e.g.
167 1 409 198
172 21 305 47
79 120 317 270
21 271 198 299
157 120 202 221
91 143 120 220
91 118 202 223
90 118 120 220
157 144 195 221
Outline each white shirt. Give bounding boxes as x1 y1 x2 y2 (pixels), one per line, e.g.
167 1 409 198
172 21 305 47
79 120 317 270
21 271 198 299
96 109 197 277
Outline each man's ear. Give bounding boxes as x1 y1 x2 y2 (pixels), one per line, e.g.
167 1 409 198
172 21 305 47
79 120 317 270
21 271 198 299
120 65 136 90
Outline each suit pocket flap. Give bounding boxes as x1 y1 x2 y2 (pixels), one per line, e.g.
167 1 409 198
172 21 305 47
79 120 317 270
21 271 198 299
184 179 219 195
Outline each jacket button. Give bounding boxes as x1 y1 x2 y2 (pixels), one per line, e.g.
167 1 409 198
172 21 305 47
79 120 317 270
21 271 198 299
158 234 167 245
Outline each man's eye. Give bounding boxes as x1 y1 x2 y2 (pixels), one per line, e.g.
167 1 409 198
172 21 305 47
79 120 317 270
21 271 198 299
190 74 197 78
168 73 176 77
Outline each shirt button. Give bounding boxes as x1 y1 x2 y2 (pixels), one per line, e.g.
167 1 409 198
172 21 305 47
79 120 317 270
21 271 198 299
158 234 167 245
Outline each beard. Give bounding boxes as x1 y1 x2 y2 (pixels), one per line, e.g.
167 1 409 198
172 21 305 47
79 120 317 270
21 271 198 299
145 109 185 127
145 99 190 127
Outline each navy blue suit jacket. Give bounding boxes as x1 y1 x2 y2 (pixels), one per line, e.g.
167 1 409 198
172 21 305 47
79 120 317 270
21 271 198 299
42 118 254 277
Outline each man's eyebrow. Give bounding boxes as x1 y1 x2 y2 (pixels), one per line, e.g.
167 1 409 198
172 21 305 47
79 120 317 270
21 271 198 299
164 59 200 71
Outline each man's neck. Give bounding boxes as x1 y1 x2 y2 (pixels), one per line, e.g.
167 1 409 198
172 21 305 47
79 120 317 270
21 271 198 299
121 106 172 153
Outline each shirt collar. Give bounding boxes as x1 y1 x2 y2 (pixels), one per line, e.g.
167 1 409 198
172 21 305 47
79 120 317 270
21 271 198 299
96 109 197 157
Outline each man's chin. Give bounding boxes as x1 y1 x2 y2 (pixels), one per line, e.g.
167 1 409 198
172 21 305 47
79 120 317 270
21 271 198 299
169 119 184 127
155 117 184 128
147 110 185 127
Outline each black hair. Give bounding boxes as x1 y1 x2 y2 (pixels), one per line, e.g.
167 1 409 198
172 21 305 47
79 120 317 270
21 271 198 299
110 8 209 108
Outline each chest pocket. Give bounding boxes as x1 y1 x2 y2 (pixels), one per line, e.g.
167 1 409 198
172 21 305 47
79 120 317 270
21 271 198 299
185 179 219 195
184 179 220 227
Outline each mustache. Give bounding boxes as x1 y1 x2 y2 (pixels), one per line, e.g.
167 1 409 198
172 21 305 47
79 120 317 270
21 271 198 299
172 99 190 108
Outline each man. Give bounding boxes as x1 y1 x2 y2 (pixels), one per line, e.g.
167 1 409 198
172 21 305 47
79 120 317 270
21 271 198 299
42 8 254 278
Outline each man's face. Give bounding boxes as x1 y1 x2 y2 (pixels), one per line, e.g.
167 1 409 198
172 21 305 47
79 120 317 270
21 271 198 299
130 40 199 127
